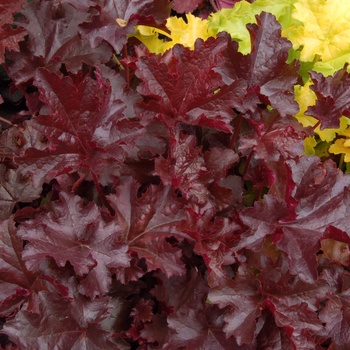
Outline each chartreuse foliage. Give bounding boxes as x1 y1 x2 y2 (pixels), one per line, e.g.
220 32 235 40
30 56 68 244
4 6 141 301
208 0 298 54
207 1 256 54
133 14 215 53
287 0 350 74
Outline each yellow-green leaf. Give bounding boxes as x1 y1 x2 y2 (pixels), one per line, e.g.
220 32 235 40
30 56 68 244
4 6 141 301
329 138 350 162
287 0 350 63
303 136 317 155
133 25 170 54
133 14 213 54
208 1 256 54
164 14 214 50
251 0 298 29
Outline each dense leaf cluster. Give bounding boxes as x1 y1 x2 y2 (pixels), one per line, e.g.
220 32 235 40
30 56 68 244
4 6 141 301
1 1 350 349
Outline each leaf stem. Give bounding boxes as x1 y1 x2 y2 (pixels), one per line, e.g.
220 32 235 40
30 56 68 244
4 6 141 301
313 120 321 130
255 186 263 202
123 44 130 89
90 171 115 216
72 172 87 193
243 150 254 177
230 113 242 150
209 0 219 11
112 54 125 71
152 27 172 39
0 116 13 126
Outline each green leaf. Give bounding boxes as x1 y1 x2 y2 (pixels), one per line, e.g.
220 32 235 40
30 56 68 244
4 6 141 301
208 1 256 54
252 0 298 29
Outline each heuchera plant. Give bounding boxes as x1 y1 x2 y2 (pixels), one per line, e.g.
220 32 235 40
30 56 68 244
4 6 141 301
1 0 350 349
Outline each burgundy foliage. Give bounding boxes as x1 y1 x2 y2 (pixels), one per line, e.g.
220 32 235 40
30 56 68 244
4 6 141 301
307 68 350 129
171 0 204 14
1 1 350 349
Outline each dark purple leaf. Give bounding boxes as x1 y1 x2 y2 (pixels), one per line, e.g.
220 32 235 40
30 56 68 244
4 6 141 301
319 294 350 348
215 0 238 9
109 179 189 278
208 265 262 345
13 68 143 188
136 36 245 132
193 216 242 281
0 0 26 63
141 269 243 349
256 314 295 350
156 127 238 206
0 220 34 317
3 291 117 349
238 110 309 201
76 0 171 52
155 130 211 204
147 270 208 347
6 0 112 84
0 26 26 64
219 12 299 117
239 157 350 283
0 167 41 220
307 67 350 129
17 193 130 298
172 0 204 13
257 256 329 348
0 0 25 27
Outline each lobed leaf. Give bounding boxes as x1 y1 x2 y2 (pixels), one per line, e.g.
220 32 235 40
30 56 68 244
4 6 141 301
172 0 204 13
109 179 188 278
288 0 350 63
13 68 143 188
208 265 262 345
307 67 350 129
0 220 34 317
219 12 299 117
136 35 244 133
17 193 130 298
3 291 117 349
239 156 350 283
